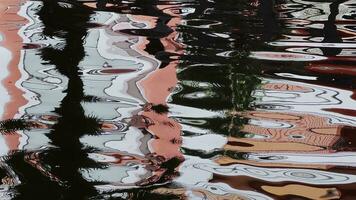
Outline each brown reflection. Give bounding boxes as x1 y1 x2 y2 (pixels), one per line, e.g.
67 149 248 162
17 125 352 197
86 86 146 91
152 186 250 200
215 156 331 170
261 184 340 200
211 174 356 200
208 80 356 199
227 82 356 153
207 83 356 200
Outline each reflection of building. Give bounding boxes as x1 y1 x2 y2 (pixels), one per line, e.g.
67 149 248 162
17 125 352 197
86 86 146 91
172 76 356 199
1 0 356 199
177 77 356 161
0 0 185 187
137 5 184 161
212 79 356 167
94 3 185 186
225 81 356 153
200 80 356 200
0 0 28 153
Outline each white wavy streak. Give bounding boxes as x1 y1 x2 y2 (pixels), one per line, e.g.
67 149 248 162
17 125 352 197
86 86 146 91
247 152 356 167
257 78 356 126
177 157 273 200
249 118 293 129
249 51 327 61
192 163 356 185
168 103 223 118
188 182 273 200
0 46 11 119
274 73 317 80
284 0 353 21
269 41 356 48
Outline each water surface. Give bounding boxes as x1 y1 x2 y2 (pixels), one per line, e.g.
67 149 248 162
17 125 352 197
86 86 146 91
0 0 355 199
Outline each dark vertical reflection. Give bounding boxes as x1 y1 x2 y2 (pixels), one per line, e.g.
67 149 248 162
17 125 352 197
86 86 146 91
321 0 347 56
38 1 102 198
5 1 104 199
259 0 280 41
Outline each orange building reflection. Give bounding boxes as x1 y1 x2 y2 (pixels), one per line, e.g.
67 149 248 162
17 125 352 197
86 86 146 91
92 2 185 185
225 82 356 154
0 0 28 151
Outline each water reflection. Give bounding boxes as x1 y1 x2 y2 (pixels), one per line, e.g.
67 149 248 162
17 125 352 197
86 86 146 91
3 1 101 199
0 0 355 199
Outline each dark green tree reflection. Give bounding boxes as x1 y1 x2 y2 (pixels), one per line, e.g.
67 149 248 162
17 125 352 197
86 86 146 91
170 1 267 141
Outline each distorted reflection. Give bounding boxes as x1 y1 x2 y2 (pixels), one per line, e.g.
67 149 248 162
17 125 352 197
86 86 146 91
0 0 355 199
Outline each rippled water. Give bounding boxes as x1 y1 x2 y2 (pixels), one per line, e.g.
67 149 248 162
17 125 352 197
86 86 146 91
0 0 355 199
